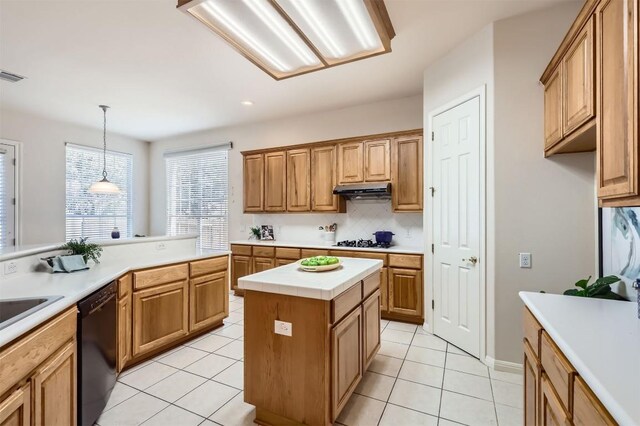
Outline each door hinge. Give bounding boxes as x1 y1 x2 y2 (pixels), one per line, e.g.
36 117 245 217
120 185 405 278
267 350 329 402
12 158 16 166
429 187 435 197
431 131 434 141
11 198 15 206
432 300 435 309
431 244 434 254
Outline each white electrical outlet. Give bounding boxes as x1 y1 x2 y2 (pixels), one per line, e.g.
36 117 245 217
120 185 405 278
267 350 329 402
519 253 532 268
240 224 246 232
156 242 166 251
4 261 17 275
274 320 292 337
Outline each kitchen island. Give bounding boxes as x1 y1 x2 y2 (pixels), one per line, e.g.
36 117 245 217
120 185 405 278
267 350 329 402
239 257 383 426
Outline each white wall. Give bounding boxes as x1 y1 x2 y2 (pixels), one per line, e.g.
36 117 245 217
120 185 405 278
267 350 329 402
149 95 424 243
424 1 596 365
0 109 150 245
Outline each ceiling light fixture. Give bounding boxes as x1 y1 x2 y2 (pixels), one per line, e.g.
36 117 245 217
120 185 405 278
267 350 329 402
241 100 254 106
89 105 121 194
177 0 395 80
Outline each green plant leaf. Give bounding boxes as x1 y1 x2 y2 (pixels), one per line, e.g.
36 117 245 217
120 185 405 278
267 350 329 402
574 276 591 289
563 289 580 296
594 275 621 286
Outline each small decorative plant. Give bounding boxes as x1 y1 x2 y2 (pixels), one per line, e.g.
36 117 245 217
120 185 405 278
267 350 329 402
563 275 628 300
249 226 261 240
59 237 103 264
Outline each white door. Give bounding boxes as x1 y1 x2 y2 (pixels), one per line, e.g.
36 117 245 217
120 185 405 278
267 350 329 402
0 143 16 248
432 96 481 357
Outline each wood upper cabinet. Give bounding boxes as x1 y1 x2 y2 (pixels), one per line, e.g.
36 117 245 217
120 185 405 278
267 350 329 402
596 0 639 202
0 383 30 426
337 141 364 184
364 139 391 182
544 67 563 150
32 341 76 426
388 268 423 318
311 145 343 212
563 17 595 135
264 151 286 212
231 255 251 292
244 154 264 212
117 295 132 373
287 148 311 211
392 135 423 212
524 340 540 426
132 280 189 357
362 290 381 370
190 271 228 332
331 306 363 418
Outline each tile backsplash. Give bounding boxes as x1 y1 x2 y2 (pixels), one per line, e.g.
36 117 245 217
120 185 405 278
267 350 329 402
248 200 423 247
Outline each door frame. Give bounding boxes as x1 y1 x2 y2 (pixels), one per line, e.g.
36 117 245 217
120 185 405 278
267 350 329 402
425 86 487 362
0 139 21 247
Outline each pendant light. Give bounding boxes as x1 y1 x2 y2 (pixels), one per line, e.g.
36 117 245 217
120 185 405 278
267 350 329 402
89 105 120 194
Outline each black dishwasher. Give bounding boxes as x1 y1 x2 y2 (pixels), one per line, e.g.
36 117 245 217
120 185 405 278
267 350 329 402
77 281 117 426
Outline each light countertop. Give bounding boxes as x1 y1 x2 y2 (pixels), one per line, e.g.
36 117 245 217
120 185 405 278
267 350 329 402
230 239 423 255
238 257 383 300
0 248 229 348
519 292 639 425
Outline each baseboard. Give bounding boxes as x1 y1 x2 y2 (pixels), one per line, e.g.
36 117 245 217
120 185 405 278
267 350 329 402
485 356 523 374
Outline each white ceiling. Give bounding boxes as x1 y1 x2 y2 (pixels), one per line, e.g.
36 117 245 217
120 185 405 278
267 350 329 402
0 0 573 141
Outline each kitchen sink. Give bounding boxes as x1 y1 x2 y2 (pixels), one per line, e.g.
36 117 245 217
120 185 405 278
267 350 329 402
0 295 63 331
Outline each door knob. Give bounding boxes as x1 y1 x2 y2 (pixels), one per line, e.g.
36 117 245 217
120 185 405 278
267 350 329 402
463 256 478 265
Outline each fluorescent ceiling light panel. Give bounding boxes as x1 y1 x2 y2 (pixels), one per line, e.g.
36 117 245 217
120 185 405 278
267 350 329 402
178 0 394 80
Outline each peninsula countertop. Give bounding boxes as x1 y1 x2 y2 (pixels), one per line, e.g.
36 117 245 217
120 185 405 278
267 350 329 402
0 248 229 348
519 291 640 425
238 257 383 300
230 239 424 255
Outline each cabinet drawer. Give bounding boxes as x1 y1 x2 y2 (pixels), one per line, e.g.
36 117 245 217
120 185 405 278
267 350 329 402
388 254 422 269
253 246 275 258
231 244 252 256
0 307 76 397
301 249 330 258
332 282 362 324
540 331 575 411
190 256 227 277
573 376 615 425
523 307 542 357
134 264 189 290
275 247 300 260
118 273 132 298
363 272 381 298
330 250 388 266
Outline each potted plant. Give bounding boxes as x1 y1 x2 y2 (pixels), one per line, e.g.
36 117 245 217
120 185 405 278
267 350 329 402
43 237 103 268
563 275 628 300
249 226 261 240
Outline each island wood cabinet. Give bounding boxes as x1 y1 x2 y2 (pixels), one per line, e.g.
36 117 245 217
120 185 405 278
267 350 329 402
242 129 422 213
118 255 229 369
522 307 616 425
0 307 77 426
244 272 381 425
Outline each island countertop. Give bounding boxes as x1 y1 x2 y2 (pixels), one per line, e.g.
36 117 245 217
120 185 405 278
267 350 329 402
238 257 383 300
519 291 640 425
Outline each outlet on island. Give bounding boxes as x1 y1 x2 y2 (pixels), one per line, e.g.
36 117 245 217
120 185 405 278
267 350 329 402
274 320 292 337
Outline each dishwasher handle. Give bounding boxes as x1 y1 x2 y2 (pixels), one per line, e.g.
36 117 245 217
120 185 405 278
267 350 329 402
78 281 117 318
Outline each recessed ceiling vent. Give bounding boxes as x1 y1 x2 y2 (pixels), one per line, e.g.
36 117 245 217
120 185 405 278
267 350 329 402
0 70 26 83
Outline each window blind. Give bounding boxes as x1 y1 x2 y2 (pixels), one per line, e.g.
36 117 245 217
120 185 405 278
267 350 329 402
165 146 229 250
65 143 133 240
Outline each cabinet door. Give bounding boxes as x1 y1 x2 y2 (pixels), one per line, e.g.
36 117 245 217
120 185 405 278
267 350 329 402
523 340 540 426
117 295 132 373
287 149 311 211
380 267 388 313
253 257 275 273
337 142 364 184
331 306 363 420
244 154 264 212
364 139 391 182
0 383 30 426
276 258 295 266
563 17 594 135
311 145 341 212
544 67 563 150
388 268 423 318
362 290 381 370
540 375 570 426
596 0 638 199
264 151 286 212
392 135 423 212
573 376 616 426
190 271 228 332
132 280 189 357
32 341 76 426
231 255 252 291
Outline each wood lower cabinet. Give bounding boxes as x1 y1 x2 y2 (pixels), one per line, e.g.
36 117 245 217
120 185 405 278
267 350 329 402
32 341 76 426
392 135 423 212
364 139 391 182
523 340 540 426
264 151 286 212
331 306 363 417
388 268 423 319
362 290 381 369
189 271 228 332
117 296 132 372
253 257 275 273
311 145 345 212
573 376 616 425
231 254 252 294
0 383 30 426
337 141 364 184
541 374 570 426
380 268 388 312
287 149 311 211
244 154 264 212
132 280 189 357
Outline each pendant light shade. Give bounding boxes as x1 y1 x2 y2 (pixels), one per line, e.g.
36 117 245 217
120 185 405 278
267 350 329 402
89 105 121 194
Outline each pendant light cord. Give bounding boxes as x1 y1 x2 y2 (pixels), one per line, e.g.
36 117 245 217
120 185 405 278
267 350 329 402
100 105 109 179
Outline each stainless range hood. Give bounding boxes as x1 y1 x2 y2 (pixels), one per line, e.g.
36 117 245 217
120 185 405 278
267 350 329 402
333 182 392 200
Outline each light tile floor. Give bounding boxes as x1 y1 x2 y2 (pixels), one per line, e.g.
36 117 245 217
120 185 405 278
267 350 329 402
98 294 523 426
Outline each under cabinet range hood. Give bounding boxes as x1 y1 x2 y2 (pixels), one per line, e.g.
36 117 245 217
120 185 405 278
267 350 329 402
333 182 391 200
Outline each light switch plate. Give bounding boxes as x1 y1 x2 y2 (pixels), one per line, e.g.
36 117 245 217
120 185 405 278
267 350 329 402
4 261 17 275
519 253 532 268
274 320 292 337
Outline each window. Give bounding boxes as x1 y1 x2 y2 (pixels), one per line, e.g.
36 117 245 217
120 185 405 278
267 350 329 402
165 145 229 250
0 142 17 249
65 143 133 240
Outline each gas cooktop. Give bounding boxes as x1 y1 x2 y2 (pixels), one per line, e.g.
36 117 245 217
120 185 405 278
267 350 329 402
335 239 392 249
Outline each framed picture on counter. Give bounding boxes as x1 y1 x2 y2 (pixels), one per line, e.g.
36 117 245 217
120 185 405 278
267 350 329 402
260 225 274 241
600 207 640 299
